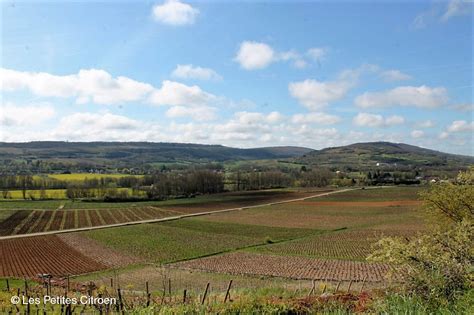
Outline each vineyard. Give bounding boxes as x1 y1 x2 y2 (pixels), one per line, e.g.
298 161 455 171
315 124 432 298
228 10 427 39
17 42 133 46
172 252 395 282
0 207 177 236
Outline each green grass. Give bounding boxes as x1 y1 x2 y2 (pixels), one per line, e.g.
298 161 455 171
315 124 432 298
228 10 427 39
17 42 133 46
309 186 424 201
0 278 35 291
82 219 314 263
47 173 143 181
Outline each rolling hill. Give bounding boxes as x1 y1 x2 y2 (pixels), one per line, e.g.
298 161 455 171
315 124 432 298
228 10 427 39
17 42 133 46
0 141 312 167
296 142 474 171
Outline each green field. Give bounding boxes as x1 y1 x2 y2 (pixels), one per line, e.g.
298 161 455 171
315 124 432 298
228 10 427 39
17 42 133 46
82 219 317 263
78 187 424 266
309 186 423 201
46 173 143 181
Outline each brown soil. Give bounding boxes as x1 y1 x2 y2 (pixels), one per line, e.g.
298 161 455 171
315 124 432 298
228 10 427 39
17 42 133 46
58 233 141 268
173 252 394 282
0 235 107 277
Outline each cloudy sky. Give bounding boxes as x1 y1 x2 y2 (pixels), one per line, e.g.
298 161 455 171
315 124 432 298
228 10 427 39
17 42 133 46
1 0 472 155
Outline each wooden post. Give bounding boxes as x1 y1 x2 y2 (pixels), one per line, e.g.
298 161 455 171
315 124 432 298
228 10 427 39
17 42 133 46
321 283 327 294
201 283 210 305
146 281 151 307
307 280 315 297
5 279 9 291
359 276 367 293
182 289 187 304
334 281 341 293
347 280 353 293
168 278 171 301
110 278 113 289
66 275 70 292
117 288 124 313
24 278 28 295
224 280 233 303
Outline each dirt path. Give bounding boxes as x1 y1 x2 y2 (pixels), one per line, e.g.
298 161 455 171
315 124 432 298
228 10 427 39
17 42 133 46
0 187 366 241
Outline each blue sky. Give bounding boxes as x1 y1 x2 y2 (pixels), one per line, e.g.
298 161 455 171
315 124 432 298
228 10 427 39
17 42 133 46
1 0 472 155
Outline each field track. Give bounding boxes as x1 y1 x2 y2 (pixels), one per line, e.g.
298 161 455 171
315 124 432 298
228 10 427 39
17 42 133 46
0 188 360 240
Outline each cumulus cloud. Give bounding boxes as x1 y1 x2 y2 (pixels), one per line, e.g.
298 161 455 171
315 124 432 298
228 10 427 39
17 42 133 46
353 113 405 128
291 112 341 125
171 64 222 81
447 120 474 132
50 112 146 141
148 80 216 107
380 70 412 82
234 42 329 70
355 85 449 109
152 0 199 26
234 41 275 70
411 130 425 138
0 68 154 105
0 102 55 126
166 105 217 121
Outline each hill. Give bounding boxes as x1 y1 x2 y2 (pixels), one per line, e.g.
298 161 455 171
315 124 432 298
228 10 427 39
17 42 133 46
0 142 313 171
296 142 474 171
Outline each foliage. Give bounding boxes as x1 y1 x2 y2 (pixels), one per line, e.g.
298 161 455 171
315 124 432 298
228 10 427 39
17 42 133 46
368 168 474 309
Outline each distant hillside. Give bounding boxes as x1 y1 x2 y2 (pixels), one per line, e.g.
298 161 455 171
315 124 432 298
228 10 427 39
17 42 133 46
0 141 313 167
296 142 474 171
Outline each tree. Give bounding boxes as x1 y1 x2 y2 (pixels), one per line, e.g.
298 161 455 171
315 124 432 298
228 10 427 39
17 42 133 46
368 168 474 308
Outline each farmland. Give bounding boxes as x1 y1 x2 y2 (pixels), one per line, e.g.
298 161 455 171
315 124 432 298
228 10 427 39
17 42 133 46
0 186 426 285
0 189 327 236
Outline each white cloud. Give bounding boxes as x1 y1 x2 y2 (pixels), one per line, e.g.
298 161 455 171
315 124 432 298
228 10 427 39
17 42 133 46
417 120 435 128
441 0 472 21
234 42 329 70
291 112 341 125
411 130 425 138
148 80 216 107
447 120 474 132
171 64 222 81
306 47 327 62
289 78 354 111
0 102 55 126
355 85 449 109
380 70 412 82
166 105 217 121
451 103 473 112
50 112 147 141
0 68 154 105
152 0 199 26
353 113 405 128
234 41 276 70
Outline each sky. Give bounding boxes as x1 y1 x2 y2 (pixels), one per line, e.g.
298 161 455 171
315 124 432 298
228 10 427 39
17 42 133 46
0 0 473 155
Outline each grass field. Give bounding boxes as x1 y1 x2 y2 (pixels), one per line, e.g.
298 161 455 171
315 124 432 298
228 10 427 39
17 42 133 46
46 173 143 181
82 219 316 263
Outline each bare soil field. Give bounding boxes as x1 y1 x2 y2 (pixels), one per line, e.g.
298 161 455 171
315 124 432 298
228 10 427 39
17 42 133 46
0 235 107 277
58 233 140 268
172 252 394 282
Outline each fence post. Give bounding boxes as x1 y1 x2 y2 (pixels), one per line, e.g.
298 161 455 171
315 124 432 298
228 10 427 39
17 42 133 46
183 289 187 304
347 280 353 293
224 280 233 303
201 283 210 305
334 281 341 293
359 276 367 293
307 280 315 297
5 279 9 291
146 281 151 307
